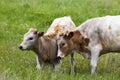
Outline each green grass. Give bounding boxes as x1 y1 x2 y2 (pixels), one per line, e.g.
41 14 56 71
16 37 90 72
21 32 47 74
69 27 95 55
0 0 120 80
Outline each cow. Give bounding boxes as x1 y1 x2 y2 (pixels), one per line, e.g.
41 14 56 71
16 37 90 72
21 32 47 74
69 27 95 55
19 16 76 72
57 15 120 75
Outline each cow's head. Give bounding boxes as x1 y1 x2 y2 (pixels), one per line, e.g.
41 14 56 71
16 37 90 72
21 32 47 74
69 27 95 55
19 28 44 50
57 30 89 58
57 32 74 58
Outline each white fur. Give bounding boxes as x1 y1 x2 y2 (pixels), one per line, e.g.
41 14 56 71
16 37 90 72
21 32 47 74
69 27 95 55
78 15 120 75
20 29 36 50
90 44 102 75
54 60 62 71
57 49 65 58
45 16 76 36
36 55 41 69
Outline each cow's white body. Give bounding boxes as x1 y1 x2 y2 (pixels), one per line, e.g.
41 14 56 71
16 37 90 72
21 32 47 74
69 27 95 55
78 15 120 51
45 16 76 36
77 15 120 74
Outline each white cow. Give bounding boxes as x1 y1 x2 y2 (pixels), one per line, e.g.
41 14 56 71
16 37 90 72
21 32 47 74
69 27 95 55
57 15 120 75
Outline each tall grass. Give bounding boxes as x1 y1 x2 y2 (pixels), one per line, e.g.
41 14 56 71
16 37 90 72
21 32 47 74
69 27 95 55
0 0 120 80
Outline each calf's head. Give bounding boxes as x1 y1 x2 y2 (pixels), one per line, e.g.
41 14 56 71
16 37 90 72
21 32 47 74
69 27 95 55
57 30 89 58
19 28 44 50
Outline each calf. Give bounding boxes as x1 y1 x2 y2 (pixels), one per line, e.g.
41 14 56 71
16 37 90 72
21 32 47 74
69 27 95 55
19 28 61 70
57 15 120 74
19 16 76 71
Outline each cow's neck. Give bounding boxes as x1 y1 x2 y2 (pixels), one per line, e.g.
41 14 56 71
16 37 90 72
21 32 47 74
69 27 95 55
71 36 91 59
71 30 82 50
33 36 55 58
71 30 90 53
32 39 41 55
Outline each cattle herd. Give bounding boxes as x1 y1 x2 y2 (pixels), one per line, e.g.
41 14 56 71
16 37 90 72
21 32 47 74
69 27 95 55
19 15 120 75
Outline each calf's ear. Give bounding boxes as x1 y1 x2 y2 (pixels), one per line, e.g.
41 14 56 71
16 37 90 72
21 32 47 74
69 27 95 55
38 32 44 37
64 32 74 40
34 31 37 34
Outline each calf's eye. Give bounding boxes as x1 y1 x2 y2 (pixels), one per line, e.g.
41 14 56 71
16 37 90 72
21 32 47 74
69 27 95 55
29 37 33 40
60 43 65 47
62 43 65 46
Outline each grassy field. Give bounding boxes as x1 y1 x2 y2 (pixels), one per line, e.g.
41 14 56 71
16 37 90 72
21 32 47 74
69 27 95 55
0 0 120 80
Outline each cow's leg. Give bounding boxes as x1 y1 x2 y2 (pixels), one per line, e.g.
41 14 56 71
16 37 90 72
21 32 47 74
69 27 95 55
54 60 62 71
36 55 41 70
90 44 102 75
70 52 75 74
48 64 54 70
112 53 118 61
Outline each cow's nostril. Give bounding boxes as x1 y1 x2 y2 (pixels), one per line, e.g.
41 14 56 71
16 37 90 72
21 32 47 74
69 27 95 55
57 57 62 59
19 46 23 50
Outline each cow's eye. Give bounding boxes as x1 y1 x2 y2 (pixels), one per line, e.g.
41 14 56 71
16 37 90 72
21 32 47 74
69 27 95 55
29 37 33 40
61 43 65 47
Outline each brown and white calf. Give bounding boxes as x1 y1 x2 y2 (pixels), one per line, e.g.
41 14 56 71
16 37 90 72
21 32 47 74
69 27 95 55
57 15 120 74
19 16 76 71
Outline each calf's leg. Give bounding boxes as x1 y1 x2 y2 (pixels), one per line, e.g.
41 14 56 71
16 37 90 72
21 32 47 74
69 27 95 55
54 60 62 71
70 52 75 74
36 55 41 69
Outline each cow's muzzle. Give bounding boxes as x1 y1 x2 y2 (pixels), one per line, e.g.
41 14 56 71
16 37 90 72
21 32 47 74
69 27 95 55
19 46 23 50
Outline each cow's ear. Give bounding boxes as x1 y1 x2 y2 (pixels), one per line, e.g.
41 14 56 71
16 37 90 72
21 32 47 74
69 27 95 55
34 31 37 34
64 32 74 40
38 32 44 37
67 32 74 40
63 34 68 39
84 37 89 45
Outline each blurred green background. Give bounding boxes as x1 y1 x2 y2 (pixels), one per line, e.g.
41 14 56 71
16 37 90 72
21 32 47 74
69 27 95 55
0 0 120 80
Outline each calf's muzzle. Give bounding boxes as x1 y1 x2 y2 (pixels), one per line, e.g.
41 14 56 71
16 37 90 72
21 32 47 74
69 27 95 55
19 46 23 50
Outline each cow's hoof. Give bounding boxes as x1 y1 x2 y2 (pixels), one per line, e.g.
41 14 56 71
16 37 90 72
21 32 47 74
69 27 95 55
70 71 75 75
36 65 41 70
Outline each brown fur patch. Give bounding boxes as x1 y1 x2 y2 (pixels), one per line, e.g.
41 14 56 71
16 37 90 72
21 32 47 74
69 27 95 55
58 30 90 58
59 31 68 36
59 33 64 36
71 30 89 52
108 25 112 30
101 41 106 49
54 25 60 34
74 30 81 35
35 35 59 67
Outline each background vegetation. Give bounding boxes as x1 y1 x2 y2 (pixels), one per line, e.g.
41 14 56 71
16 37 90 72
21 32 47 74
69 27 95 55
0 0 120 80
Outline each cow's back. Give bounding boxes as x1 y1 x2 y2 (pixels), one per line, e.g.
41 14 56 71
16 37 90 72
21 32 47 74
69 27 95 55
78 15 120 52
45 16 76 37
